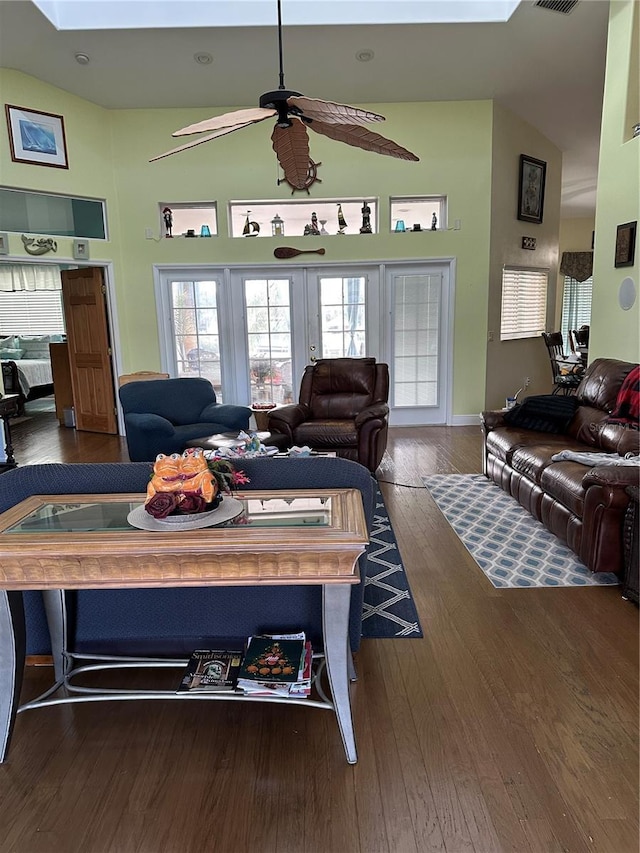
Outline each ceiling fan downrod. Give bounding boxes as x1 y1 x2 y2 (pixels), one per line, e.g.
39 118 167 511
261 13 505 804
277 0 285 90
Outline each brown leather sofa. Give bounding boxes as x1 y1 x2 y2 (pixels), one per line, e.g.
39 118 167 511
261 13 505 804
481 358 639 575
267 358 390 473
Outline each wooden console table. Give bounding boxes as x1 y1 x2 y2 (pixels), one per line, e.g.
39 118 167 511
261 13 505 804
0 393 20 473
0 489 368 763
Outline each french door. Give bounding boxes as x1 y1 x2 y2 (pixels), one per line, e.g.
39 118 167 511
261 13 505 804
155 261 452 424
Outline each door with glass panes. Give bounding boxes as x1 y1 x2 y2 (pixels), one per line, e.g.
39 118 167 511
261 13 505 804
157 262 450 424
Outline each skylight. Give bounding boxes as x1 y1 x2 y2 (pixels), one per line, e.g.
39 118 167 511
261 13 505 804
32 0 522 31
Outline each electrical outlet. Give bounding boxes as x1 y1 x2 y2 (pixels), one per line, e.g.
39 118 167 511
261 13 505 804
524 376 530 389
144 227 153 239
488 330 494 342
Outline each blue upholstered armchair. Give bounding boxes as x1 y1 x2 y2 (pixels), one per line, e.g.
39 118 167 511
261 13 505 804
119 377 251 462
0 457 375 657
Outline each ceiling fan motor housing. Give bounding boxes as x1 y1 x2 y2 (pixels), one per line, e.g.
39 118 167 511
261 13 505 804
260 90 302 128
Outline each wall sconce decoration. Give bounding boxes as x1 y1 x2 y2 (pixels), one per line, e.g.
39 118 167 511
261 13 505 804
21 235 57 255
271 214 284 237
73 239 90 260
522 236 537 250
0 233 8 255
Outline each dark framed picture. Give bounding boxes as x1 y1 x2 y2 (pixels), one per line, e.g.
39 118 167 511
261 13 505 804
614 221 637 268
517 154 546 224
5 104 69 169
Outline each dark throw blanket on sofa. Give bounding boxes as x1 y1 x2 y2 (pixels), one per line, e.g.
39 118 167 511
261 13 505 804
503 394 581 434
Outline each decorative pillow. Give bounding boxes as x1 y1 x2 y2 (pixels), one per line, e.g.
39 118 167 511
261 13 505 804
503 394 581 434
0 348 25 360
17 337 51 359
607 365 640 429
0 336 17 349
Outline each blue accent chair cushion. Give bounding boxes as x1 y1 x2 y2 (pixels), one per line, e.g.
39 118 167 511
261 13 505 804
119 377 251 462
0 457 375 656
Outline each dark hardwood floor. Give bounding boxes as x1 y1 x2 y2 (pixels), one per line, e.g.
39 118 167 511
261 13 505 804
1 406 638 853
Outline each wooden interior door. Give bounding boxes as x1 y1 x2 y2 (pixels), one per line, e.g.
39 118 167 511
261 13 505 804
61 267 118 434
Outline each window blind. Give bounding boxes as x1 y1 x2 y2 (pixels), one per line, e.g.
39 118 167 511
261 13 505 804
500 267 548 341
560 276 592 343
0 290 65 335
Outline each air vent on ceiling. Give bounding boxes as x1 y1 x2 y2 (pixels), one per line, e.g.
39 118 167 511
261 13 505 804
535 0 579 13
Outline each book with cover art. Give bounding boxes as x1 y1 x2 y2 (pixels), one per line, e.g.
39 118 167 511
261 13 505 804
237 634 312 697
236 636 305 686
177 649 243 693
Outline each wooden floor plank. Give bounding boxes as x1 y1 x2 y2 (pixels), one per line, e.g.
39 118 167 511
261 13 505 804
0 411 637 853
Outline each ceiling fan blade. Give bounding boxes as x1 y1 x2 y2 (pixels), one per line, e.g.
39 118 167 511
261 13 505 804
150 124 249 162
172 107 276 137
287 96 385 127
308 120 419 162
271 118 311 189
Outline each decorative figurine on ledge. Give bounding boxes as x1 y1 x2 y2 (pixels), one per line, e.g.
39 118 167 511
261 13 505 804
337 204 347 235
303 212 321 236
360 201 372 234
431 212 438 231
243 212 260 237
163 207 173 238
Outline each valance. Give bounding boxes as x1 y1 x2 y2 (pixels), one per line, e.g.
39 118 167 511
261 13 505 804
0 264 62 291
560 252 593 283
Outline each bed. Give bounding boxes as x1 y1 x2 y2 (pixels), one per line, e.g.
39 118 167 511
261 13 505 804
0 335 59 415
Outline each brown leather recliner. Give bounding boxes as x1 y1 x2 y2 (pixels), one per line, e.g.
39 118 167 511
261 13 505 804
267 358 389 472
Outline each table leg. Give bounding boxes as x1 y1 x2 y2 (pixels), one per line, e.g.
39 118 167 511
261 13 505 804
1 413 17 469
42 590 70 683
0 591 25 763
323 583 357 764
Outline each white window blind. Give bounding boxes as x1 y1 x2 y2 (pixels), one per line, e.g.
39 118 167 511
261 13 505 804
0 290 65 335
500 266 548 341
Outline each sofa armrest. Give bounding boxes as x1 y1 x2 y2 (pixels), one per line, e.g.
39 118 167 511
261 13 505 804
268 404 309 433
355 403 389 428
480 410 506 431
583 465 640 490
200 403 250 430
126 412 174 435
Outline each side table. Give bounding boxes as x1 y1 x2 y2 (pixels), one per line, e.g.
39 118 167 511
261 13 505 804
0 394 20 473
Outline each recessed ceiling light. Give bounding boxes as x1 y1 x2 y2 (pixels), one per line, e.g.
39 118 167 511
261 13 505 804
194 52 213 65
356 49 374 62
74 53 90 65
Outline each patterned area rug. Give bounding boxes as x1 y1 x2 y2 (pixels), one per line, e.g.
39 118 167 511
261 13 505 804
361 488 423 637
423 474 619 588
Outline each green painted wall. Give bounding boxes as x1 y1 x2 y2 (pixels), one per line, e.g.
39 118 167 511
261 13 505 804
591 0 640 363
2 67 565 416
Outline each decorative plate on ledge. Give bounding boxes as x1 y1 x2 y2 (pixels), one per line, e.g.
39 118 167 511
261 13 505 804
127 497 244 532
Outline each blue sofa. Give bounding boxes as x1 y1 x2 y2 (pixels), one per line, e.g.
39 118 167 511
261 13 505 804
119 377 251 462
0 457 376 656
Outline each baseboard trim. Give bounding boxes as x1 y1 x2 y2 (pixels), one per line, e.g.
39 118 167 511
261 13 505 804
450 414 482 426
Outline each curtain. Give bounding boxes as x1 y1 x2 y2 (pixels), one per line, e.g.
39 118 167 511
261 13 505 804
0 264 62 291
559 252 593 283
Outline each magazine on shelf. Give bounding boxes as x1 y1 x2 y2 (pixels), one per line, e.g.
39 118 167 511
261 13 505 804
237 633 312 698
177 649 243 693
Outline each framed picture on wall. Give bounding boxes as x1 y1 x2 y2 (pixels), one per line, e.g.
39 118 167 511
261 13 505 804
517 154 546 224
5 104 69 169
614 221 637 268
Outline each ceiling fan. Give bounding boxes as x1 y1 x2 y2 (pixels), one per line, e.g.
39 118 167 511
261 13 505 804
150 0 419 187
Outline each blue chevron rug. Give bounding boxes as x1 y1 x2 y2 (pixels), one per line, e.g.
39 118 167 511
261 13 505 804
361 488 423 638
423 474 619 588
